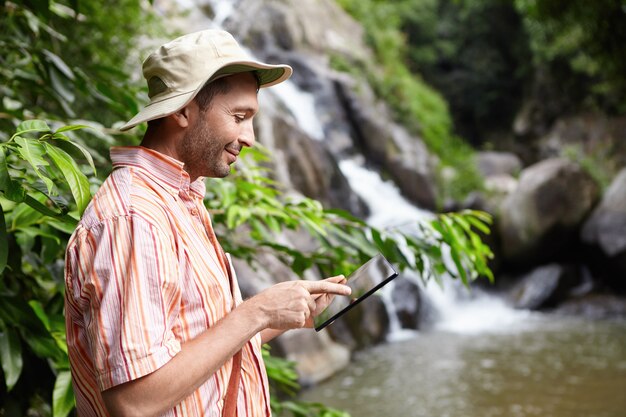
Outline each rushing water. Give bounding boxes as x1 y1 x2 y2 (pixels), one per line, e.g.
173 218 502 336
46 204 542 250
309 160 626 417
300 316 626 417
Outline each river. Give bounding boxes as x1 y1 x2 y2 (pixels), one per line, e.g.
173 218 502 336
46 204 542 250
299 314 626 417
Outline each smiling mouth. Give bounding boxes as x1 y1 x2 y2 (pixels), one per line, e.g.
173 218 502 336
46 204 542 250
225 147 240 163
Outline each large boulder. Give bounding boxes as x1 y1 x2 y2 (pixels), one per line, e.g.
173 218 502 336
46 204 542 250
498 158 600 265
509 264 581 310
581 168 626 289
228 0 368 61
273 329 350 386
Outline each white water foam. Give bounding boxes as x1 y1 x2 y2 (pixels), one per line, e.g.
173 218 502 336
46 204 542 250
271 82 325 140
339 158 530 335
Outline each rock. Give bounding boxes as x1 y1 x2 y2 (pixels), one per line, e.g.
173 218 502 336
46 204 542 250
537 113 626 168
227 0 368 61
334 78 438 210
390 277 421 329
581 168 626 289
327 295 390 350
581 168 626 257
509 264 581 310
476 151 522 177
554 294 626 319
255 91 368 216
497 158 600 265
271 329 350 386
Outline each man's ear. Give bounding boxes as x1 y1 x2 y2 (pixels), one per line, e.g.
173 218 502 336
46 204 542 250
171 101 197 128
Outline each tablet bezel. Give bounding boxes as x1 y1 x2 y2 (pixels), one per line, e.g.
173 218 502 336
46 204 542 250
314 254 399 332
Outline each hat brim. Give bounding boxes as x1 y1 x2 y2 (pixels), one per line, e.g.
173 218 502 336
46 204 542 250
119 61 292 131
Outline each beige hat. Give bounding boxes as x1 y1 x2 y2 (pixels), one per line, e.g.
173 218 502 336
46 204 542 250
120 29 292 131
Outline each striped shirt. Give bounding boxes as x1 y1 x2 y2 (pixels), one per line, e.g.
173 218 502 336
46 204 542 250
65 146 271 417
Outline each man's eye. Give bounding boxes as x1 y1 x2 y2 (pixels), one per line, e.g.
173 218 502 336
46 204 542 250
235 114 245 122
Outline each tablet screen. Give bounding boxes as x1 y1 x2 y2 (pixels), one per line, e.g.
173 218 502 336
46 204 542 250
314 253 398 332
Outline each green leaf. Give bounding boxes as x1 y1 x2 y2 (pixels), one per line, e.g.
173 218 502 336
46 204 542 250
465 215 490 234
42 50 75 80
0 210 7 274
10 198 45 230
14 137 54 193
449 246 469 286
12 120 51 139
0 147 10 192
54 124 90 133
52 370 75 417
43 144 91 214
23 194 77 225
0 328 23 391
52 138 97 175
15 137 49 168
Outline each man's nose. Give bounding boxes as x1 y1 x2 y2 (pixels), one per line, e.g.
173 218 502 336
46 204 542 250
239 121 256 148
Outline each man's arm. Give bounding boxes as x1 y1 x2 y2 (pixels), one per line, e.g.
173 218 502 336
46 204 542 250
102 280 350 417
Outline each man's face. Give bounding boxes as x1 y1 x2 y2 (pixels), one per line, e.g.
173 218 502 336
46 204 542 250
181 72 259 180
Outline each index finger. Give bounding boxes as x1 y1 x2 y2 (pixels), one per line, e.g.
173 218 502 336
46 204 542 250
301 280 351 296
322 275 347 285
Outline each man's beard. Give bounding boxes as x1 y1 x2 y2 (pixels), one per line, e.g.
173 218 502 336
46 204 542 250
180 118 231 179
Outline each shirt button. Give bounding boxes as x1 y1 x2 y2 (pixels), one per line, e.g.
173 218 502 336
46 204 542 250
190 208 198 216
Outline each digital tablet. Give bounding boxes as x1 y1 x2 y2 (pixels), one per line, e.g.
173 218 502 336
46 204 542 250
314 253 398 332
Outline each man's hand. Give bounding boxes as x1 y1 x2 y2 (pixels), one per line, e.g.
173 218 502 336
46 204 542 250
247 278 350 331
305 275 346 328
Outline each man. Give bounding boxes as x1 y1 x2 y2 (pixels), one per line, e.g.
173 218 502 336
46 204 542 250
64 29 350 417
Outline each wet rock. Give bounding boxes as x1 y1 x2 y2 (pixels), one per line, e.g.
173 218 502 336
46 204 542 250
537 113 626 169
509 264 581 310
255 92 368 216
334 78 438 210
581 168 626 285
554 294 626 319
581 168 626 292
498 158 600 265
229 0 368 60
327 295 390 350
390 277 421 329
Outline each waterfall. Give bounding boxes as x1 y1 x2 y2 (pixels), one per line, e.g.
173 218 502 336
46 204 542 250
169 0 531 337
337 159 532 336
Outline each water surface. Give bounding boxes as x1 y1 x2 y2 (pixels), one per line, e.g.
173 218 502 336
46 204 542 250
300 316 626 417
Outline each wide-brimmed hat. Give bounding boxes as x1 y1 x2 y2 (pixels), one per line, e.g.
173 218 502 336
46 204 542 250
120 29 292 131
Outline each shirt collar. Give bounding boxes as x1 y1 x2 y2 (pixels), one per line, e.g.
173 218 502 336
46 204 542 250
110 146 206 198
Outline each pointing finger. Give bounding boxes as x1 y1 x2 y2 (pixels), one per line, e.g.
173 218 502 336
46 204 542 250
301 280 351 296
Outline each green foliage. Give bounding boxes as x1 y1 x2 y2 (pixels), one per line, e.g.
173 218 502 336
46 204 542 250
515 0 626 113
0 120 92 416
0 0 156 415
207 147 494 287
401 0 533 143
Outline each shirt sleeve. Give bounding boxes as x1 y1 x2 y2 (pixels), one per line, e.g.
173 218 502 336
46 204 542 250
68 214 182 390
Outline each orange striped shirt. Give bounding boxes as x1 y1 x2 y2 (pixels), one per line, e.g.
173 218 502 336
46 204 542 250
65 146 271 416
